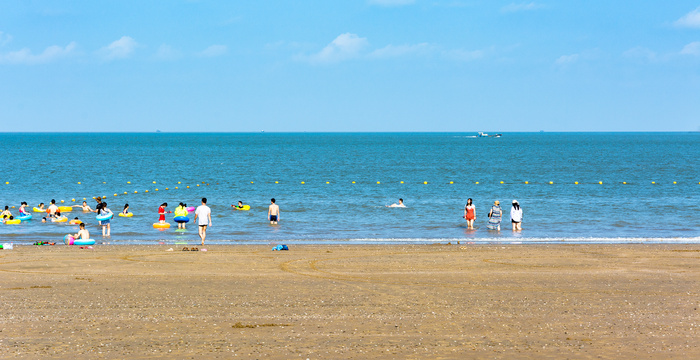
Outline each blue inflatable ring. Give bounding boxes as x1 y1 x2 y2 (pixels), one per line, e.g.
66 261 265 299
173 216 190 223
96 213 113 221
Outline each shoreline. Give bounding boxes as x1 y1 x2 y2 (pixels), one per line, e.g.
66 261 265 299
2 243 699 358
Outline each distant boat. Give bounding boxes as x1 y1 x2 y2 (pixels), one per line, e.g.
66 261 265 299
478 132 502 138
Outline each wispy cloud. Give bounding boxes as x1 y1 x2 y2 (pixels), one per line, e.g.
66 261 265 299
301 33 369 64
0 41 77 65
369 43 432 58
0 31 12 47
154 44 182 60
555 53 579 65
441 48 484 61
197 44 227 57
501 2 545 13
368 0 415 6
675 7 700 28
99 36 138 60
680 41 700 56
623 46 658 62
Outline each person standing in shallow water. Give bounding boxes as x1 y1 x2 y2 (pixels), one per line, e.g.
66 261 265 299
194 198 211 246
487 200 502 231
268 198 280 224
464 198 476 229
511 200 523 231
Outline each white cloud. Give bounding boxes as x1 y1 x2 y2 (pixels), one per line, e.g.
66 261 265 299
442 48 483 61
197 44 227 57
369 43 431 58
154 44 182 60
675 7 700 28
501 2 545 13
623 46 658 61
0 41 76 64
100 36 137 60
680 41 700 56
0 31 12 47
303 33 369 64
555 53 579 65
368 0 415 6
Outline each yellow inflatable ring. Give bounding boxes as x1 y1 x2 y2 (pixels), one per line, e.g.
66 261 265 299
33 207 45 213
153 222 171 229
69 220 82 225
59 206 73 212
119 212 134 217
5 219 21 225
52 217 68 223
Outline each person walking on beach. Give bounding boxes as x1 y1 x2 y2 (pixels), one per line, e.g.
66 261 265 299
510 200 523 231
464 198 476 229
194 198 211 246
268 198 280 224
487 200 502 231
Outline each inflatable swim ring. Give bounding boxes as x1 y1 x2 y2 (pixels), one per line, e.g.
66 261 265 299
18 214 32 221
234 205 251 211
173 216 189 223
52 216 68 223
96 213 113 221
59 206 73 212
69 219 82 225
153 222 171 229
118 212 133 217
5 219 21 225
33 207 45 212
186 206 195 212
63 235 95 246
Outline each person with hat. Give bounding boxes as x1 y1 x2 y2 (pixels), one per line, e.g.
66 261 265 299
487 200 503 231
510 200 523 231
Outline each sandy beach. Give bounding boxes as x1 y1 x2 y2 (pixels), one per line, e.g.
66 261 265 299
1 243 699 359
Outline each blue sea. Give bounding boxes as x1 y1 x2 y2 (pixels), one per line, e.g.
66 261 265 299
0 132 698 245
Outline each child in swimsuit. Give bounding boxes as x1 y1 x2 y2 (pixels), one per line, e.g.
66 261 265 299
158 203 170 223
122 204 130 215
19 202 30 216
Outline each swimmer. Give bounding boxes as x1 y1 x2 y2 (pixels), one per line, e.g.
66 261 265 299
36 203 46 211
1 215 7 223
48 199 59 217
79 201 93 212
98 202 113 236
386 198 406 208
41 217 47 223
73 222 90 240
122 203 130 215
19 202 30 216
158 203 171 223
51 211 67 222
268 198 280 224
232 201 245 210
1 206 12 218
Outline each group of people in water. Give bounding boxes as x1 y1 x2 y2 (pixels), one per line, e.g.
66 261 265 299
3 196 523 246
463 198 523 231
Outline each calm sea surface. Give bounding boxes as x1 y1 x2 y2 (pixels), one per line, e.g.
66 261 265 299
0 132 698 245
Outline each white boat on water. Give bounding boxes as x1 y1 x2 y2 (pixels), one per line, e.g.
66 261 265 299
478 132 502 138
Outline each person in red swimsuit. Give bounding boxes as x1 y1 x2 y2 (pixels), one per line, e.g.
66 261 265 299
464 198 476 229
158 203 170 223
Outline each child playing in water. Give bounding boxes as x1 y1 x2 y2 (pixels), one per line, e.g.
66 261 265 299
79 201 93 212
51 211 67 222
174 202 188 229
122 203 130 215
98 202 113 236
19 202 30 216
232 201 245 210
36 203 46 211
1 206 12 218
158 203 170 223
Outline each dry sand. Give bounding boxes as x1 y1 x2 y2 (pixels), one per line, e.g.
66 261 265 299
1 243 699 359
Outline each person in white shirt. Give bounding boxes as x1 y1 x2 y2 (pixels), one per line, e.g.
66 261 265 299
510 200 523 231
194 198 212 246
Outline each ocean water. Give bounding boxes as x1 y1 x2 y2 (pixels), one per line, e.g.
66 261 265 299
0 132 698 245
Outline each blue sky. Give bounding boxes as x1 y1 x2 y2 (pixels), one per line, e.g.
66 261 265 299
1 1 699 132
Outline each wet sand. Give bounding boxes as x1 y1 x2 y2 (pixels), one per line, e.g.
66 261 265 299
1 244 699 359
